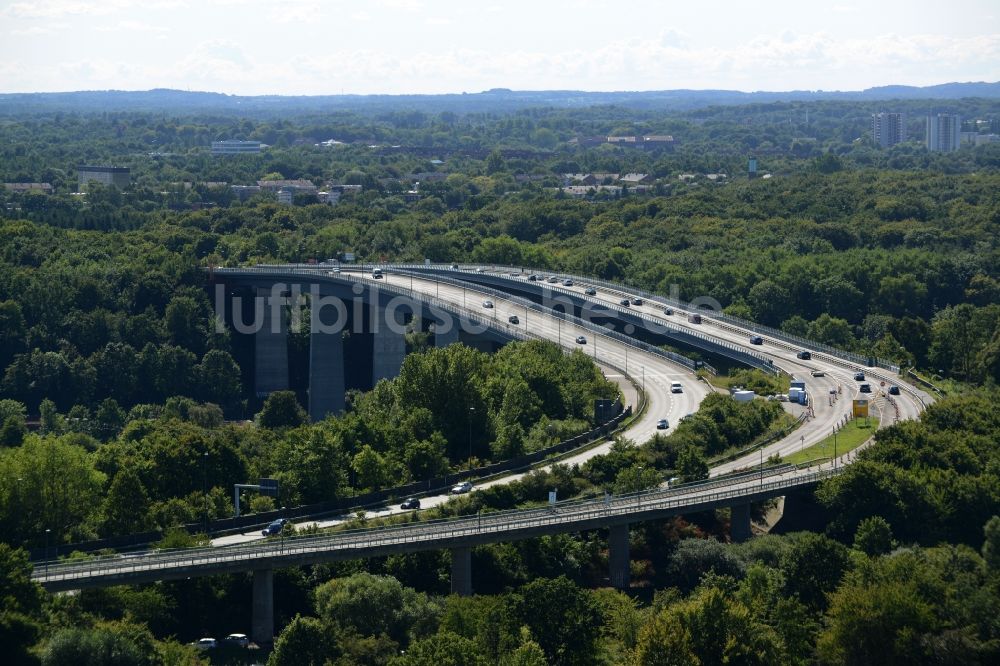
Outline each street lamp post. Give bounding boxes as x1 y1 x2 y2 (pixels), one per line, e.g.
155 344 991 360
833 427 838 469
468 407 475 470
280 506 287 553
44 528 51 579
202 452 209 534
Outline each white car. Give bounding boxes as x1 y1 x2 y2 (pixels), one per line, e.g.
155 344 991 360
451 481 473 494
670 382 683 393
656 418 669 430
195 638 217 650
482 300 494 308
224 634 249 648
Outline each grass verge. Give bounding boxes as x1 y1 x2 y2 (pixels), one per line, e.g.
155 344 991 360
783 416 880 466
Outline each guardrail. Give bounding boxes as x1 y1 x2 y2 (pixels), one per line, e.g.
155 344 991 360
35 464 839 585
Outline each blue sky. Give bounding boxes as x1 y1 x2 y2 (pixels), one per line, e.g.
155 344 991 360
1 0 998 94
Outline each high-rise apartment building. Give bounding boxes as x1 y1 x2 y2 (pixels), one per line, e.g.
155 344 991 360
926 114 961 152
872 112 907 147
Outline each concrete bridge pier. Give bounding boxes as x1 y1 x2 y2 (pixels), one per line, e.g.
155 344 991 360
730 503 752 543
308 329 345 421
251 568 274 646
450 546 472 596
372 307 407 384
254 289 289 396
608 523 631 590
434 315 460 347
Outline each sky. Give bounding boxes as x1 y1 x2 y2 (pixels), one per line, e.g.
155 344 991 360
1 0 998 95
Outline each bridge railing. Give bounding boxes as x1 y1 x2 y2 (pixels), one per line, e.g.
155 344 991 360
376 263 901 372
37 465 838 584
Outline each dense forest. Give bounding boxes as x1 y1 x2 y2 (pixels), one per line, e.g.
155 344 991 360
1 98 999 664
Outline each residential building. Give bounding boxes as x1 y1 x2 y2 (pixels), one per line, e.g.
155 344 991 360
926 114 961 152
77 165 130 189
872 112 907 147
277 188 294 205
257 179 318 195
619 173 653 185
230 185 262 201
211 140 262 155
3 182 52 194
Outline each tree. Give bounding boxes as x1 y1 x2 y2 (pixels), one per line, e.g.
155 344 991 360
42 621 160 666
983 515 1000 572
854 516 894 557
391 631 487 666
0 416 27 447
268 615 337 666
0 544 43 666
195 350 241 408
512 576 600 666
258 391 307 429
780 533 851 611
352 445 388 491
633 609 697 665
676 446 708 483
101 468 152 537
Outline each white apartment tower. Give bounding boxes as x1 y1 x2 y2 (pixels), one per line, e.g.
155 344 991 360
926 114 961 152
872 112 907 147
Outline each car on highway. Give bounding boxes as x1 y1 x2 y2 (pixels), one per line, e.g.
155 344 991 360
854 371 866 381
400 497 421 510
575 335 587 344
619 299 631 307
547 276 559 283
656 418 669 430
859 383 872 393
327 269 340 275
450 263 459 269
476 267 484 273
451 481 473 494
671 382 683 393
749 335 764 345
195 638 217 650
888 385 900 395
261 518 288 537
796 350 812 360
810 370 825 377
372 268 383 279
584 287 597 296
482 300 494 308
508 315 519 324
562 279 574 286
688 313 702 324
631 297 643 306
224 634 249 649
528 274 538 281
663 307 674 315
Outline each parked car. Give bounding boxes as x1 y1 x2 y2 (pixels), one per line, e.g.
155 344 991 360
451 481 473 494
888 385 901 395
400 497 421 510
630 297 643 306
859 383 872 393
508 315 519 324
671 382 683 393
482 300 493 308
223 634 249 649
656 418 669 430
584 287 597 296
195 638 217 650
620 299 631 307
749 335 764 345
796 350 812 360
663 307 674 315
262 518 288 537
575 335 587 344
854 371 866 381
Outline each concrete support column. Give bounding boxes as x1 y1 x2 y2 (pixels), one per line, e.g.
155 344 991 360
251 568 274 646
254 289 289 396
731 503 752 543
434 316 460 348
450 546 472 596
308 330 345 421
372 307 406 384
608 523 631 590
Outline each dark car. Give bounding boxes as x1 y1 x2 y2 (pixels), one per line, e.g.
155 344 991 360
400 497 420 510
262 518 288 537
854 371 866 381
450 263 459 269
796 350 812 360
656 418 669 430
631 297 643 306
508 315 519 325
750 335 764 345
859 383 872 393
888 385 900 395
620 299 631 307
528 274 538 281
663 307 674 315
584 287 597 296
575 335 587 344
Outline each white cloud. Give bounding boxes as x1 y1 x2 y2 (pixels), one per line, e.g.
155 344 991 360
2 0 186 19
